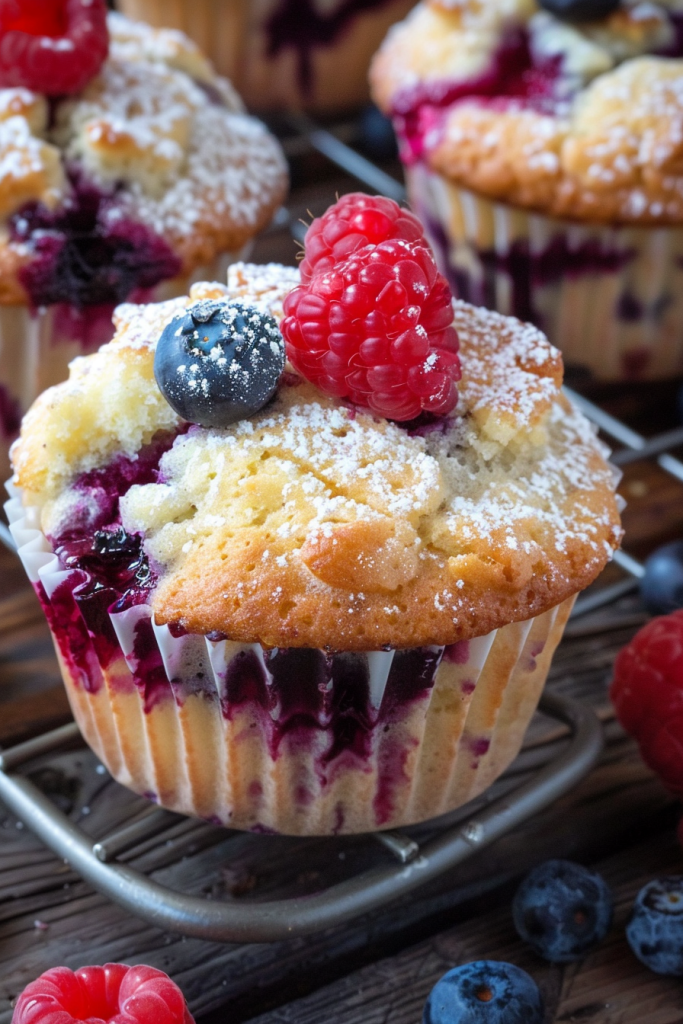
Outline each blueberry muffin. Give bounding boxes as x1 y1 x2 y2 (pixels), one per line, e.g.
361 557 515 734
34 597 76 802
0 4 287 475
117 0 416 113
7 256 621 834
371 0 683 381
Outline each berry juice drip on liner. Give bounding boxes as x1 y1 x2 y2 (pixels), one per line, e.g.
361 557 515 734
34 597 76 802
266 0 399 96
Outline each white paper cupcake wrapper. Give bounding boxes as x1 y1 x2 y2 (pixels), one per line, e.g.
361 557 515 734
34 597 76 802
407 163 683 382
0 245 251 479
5 482 576 835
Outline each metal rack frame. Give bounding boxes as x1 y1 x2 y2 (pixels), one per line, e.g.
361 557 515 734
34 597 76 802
0 116 680 943
0 693 601 943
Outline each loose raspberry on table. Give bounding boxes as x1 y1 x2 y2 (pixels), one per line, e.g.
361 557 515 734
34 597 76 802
282 238 461 421
0 0 109 96
610 610 683 794
12 963 195 1024
300 192 427 283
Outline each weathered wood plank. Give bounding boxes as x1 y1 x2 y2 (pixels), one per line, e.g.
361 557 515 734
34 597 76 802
0 730 675 1022
245 832 683 1024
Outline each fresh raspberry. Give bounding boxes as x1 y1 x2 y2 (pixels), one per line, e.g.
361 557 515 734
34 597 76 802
610 610 683 794
0 0 109 96
300 192 427 283
12 963 194 1024
282 238 461 421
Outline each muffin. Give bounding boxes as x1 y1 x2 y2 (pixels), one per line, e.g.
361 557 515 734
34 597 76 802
0 4 287 476
371 0 683 382
7 252 621 835
116 0 416 113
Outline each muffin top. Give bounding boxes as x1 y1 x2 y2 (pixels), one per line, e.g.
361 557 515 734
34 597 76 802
371 0 683 223
0 12 287 307
12 262 622 650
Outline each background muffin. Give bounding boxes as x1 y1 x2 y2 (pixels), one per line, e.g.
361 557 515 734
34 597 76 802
0 6 287 477
116 0 416 113
371 0 683 383
7 259 621 834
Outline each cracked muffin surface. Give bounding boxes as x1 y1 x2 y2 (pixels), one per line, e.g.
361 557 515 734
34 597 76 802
12 262 622 650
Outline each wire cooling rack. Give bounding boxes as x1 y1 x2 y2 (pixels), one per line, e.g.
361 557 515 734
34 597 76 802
0 114 679 943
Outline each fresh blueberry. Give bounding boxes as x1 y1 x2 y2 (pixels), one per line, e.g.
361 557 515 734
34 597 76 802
539 0 621 23
359 103 398 161
154 300 285 428
627 877 683 976
423 961 543 1024
640 541 683 615
513 860 613 963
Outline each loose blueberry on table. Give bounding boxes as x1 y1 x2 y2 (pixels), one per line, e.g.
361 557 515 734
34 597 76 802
640 541 683 616
627 877 683 976
422 961 544 1024
610 610 683 796
513 859 613 963
155 300 286 428
11 963 194 1024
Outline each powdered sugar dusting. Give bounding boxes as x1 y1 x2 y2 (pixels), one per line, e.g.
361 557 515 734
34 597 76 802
16 262 621 641
227 262 301 322
453 299 561 439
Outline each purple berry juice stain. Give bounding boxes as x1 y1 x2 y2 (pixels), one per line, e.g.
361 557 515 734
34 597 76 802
46 432 180 685
443 640 470 665
266 0 397 96
525 641 545 672
10 169 181 343
393 28 562 161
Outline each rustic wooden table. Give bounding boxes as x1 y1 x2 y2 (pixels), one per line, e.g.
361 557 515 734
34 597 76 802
1 150 683 1024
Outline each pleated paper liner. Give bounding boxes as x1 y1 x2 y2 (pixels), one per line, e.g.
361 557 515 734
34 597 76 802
6 481 577 835
407 162 683 383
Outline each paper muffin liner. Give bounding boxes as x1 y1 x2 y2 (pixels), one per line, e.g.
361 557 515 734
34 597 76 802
117 0 414 113
6 481 578 835
0 245 250 482
407 163 683 383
